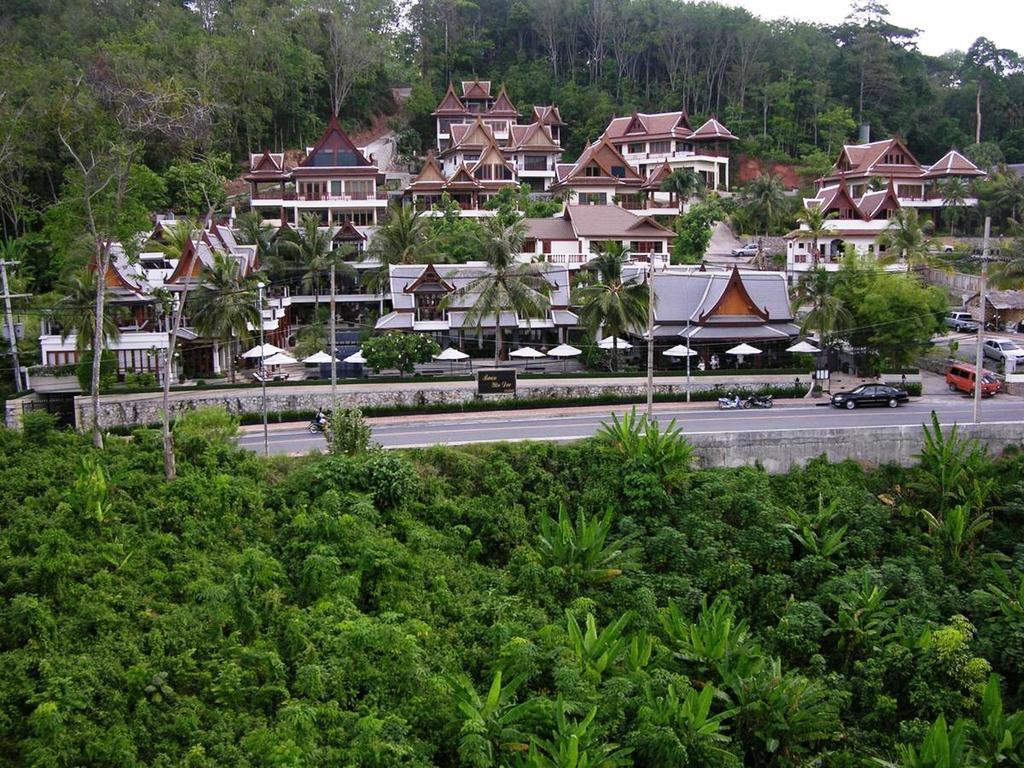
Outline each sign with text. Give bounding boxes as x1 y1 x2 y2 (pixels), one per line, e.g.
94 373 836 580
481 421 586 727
477 368 516 395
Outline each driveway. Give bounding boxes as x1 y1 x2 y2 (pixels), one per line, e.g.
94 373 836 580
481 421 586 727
704 221 750 265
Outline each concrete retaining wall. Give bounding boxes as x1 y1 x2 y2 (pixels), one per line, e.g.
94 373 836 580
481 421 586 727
75 375 810 429
687 421 1024 474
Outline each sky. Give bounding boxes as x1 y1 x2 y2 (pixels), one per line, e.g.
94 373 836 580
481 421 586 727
719 0 1023 56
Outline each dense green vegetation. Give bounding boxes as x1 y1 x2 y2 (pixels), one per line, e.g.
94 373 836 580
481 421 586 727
2 411 1024 765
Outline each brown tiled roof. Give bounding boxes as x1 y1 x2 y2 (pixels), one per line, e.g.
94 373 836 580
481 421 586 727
691 118 737 141
641 162 675 190
603 111 693 141
811 184 867 221
461 79 491 99
825 138 923 181
487 86 518 117
445 163 482 188
508 122 561 152
552 136 643 188
294 114 373 172
523 216 576 240
444 117 494 155
857 181 901 219
564 205 674 239
923 149 986 178
405 152 447 192
432 82 468 116
531 105 565 126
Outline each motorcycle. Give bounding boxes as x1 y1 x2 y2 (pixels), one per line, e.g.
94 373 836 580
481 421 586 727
717 393 742 410
743 394 774 409
308 415 329 434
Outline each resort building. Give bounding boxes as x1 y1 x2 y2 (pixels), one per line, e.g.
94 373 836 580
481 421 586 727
374 262 578 351
521 205 675 269
246 115 387 230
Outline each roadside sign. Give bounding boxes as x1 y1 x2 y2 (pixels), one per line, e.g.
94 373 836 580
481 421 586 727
477 368 516 395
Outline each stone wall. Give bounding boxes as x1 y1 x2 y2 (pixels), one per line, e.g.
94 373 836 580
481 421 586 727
687 421 1024 474
74 375 809 429
923 266 982 299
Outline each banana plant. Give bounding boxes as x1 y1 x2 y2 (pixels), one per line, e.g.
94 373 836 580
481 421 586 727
566 612 632 685
920 503 992 563
826 576 895 665
986 568 1024 623
660 595 754 682
887 714 971 768
448 669 546 767
520 701 632 768
971 674 1024 764
637 682 738 763
781 495 848 559
537 506 640 586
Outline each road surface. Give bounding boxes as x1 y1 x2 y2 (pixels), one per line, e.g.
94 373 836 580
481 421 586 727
237 395 1024 455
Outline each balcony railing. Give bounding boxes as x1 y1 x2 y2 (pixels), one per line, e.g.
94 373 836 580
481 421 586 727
250 190 382 202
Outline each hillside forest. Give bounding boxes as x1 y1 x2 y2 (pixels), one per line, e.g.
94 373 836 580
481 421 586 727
3 410 1024 766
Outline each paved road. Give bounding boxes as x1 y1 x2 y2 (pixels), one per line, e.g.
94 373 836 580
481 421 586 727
238 395 1024 455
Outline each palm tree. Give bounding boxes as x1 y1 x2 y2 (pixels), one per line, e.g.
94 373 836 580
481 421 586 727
190 252 260 383
277 214 333 311
795 205 836 266
991 167 1024 224
660 168 704 207
794 268 850 349
234 211 281 276
442 218 551 365
52 269 122 353
362 203 436 294
742 173 786 237
939 177 969 236
877 207 934 275
575 242 649 371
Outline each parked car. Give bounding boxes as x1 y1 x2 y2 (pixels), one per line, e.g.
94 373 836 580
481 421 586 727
946 363 1001 396
945 312 979 332
730 242 759 257
982 338 1024 365
831 384 910 409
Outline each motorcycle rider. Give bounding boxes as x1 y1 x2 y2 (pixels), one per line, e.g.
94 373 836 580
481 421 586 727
314 408 329 431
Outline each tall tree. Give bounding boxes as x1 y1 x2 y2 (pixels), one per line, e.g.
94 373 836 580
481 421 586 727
742 173 787 237
277 214 334 311
190 251 261 384
794 267 850 348
795 205 836 266
575 243 649 371
363 204 437 294
51 269 121 355
939 177 969 236
660 168 704 207
961 38 1021 144
442 218 551 364
877 207 934 275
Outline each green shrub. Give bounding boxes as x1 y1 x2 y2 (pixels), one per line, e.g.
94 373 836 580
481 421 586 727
172 406 240 460
21 410 59 444
328 406 373 455
125 371 158 389
76 350 117 393
360 448 418 510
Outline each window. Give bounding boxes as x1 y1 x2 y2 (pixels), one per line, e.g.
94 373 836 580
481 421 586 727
628 142 645 154
416 293 444 322
677 141 694 153
542 240 552 254
798 242 805 250
346 180 374 200
650 140 671 154
463 153 480 163
584 164 602 177
330 180 342 197
523 155 547 171
438 118 454 134
578 193 607 205
333 211 374 227
610 166 626 178
523 238 536 252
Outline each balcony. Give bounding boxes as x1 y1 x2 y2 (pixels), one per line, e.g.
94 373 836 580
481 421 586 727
250 190 383 202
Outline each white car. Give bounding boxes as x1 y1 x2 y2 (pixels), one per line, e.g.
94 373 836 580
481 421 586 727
731 242 759 257
983 338 1024 365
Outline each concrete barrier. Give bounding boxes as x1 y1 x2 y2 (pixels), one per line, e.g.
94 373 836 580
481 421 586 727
687 421 1024 474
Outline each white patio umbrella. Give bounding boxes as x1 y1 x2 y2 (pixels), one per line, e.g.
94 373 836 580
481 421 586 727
726 342 761 367
546 343 582 371
434 347 470 361
302 350 337 364
663 344 697 357
263 352 298 366
786 340 821 354
508 346 547 358
434 346 471 372
343 350 367 364
598 336 633 350
241 342 282 359
726 343 762 356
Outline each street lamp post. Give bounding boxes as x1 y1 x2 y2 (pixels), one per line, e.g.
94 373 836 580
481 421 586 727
646 257 655 419
685 316 691 402
257 281 269 456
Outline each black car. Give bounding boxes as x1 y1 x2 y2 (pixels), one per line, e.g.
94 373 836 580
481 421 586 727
831 384 909 410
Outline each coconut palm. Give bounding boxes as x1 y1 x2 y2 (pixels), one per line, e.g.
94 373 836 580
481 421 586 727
742 173 787 237
660 168 704 207
794 267 850 349
51 269 122 353
939 177 969 236
876 207 934 275
362 203 436 294
795 205 837 265
441 218 551 365
189 251 261 383
277 214 333 311
235 210 282 275
575 242 649 371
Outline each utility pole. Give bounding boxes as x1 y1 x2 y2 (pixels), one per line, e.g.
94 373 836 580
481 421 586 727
329 262 337 407
685 316 691 403
0 256 28 392
646 257 656 419
972 217 991 424
258 281 269 456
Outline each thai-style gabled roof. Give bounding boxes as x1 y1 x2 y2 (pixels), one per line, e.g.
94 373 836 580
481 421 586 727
553 136 644 188
332 220 366 243
445 163 482 188
296 114 372 170
641 162 675 190
857 179 901 219
812 183 867 221
472 141 516 175
508 122 561 152
165 238 203 284
531 105 566 126
691 117 737 141
432 82 469 116
486 86 518 117
561 204 675 239
248 150 285 173
446 117 495 153
923 149 986 178
603 110 695 141
698 266 770 322
406 152 447 191
461 79 492 100
827 137 922 180
403 263 454 293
